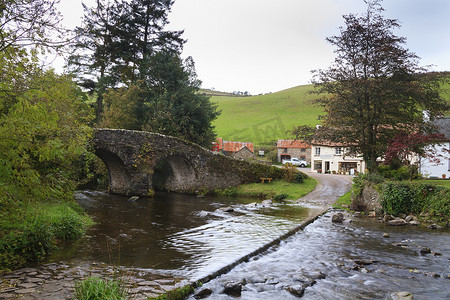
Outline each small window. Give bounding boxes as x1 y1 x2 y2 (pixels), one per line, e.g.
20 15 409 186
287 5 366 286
335 147 343 155
283 148 288 153
315 147 321 155
301 148 306 152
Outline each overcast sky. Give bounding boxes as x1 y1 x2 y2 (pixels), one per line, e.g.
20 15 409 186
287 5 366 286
56 0 450 94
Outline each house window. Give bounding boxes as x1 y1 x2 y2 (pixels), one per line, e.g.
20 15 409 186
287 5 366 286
335 147 343 155
283 148 288 153
315 147 321 156
300 156 306 161
301 148 306 152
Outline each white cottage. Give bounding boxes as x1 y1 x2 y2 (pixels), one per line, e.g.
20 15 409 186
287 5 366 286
310 141 366 174
419 117 450 178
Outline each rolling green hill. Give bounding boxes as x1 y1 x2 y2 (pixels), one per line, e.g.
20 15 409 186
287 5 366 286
211 84 322 146
211 78 450 147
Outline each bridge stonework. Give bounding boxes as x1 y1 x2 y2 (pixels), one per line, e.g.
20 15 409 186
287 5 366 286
94 129 283 196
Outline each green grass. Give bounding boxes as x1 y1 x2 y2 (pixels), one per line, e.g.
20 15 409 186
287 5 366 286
424 179 450 188
74 276 127 300
333 190 352 210
211 84 322 146
218 177 317 200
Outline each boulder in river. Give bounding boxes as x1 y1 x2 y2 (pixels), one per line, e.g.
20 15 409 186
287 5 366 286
286 284 306 297
222 281 242 297
332 213 344 223
194 288 213 299
388 219 407 226
390 291 413 300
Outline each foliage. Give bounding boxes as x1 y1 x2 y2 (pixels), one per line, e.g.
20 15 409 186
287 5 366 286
74 276 127 300
273 193 289 201
150 284 195 300
68 0 184 120
0 0 67 53
426 188 449 224
380 182 442 217
377 164 417 181
0 203 92 270
333 190 352 210
352 172 385 196
101 51 221 147
309 0 449 172
281 163 299 182
0 47 94 270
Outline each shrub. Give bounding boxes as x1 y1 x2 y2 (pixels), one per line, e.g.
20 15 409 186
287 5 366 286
381 182 444 217
74 276 127 300
426 188 449 224
273 193 289 201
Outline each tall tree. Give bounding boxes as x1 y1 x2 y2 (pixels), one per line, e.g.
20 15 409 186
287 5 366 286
68 0 184 120
101 51 221 147
308 0 448 172
67 0 124 120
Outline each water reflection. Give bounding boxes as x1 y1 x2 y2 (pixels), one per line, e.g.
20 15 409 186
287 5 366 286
51 191 320 278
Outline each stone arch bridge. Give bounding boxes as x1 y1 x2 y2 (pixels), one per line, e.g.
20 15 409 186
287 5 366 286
94 129 282 196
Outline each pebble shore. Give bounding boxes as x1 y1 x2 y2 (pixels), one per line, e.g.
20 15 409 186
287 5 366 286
0 261 181 299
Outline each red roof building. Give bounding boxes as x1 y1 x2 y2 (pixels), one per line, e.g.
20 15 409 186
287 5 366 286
277 139 311 163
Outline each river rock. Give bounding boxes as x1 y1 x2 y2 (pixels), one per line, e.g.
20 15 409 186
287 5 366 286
222 281 242 297
383 214 394 223
286 284 306 297
428 224 443 229
219 207 234 213
420 247 431 255
262 199 273 206
391 291 413 300
409 220 420 226
388 219 407 226
128 196 139 202
194 288 213 299
383 233 390 238
294 275 316 287
332 213 344 223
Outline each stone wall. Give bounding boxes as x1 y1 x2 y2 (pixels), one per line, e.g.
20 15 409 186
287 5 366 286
94 129 283 195
351 184 382 212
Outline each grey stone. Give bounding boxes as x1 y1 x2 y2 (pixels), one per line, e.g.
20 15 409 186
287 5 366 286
154 279 174 285
194 288 213 299
383 233 390 238
332 213 344 223
388 219 407 226
222 281 242 297
17 283 37 289
137 280 159 286
262 199 273 206
219 207 234 212
420 247 431 255
94 129 283 195
409 220 420 226
15 288 37 294
286 284 306 297
391 291 413 300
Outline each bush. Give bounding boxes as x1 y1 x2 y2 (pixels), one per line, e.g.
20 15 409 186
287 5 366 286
273 193 289 201
426 188 449 224
74 276 127 300
381 182 443 217
0 203 92 271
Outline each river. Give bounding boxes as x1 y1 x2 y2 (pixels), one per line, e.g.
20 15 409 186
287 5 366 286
1 174 448 299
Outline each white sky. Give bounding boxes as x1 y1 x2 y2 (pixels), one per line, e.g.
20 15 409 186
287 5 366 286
56 0 450 94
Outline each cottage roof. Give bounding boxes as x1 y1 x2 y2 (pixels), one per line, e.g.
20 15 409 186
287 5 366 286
277 139 310 148
217 138 254 153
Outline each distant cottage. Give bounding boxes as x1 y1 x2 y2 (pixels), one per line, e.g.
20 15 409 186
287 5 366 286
214 138 255 160
420 117 450 178
276 140 311 164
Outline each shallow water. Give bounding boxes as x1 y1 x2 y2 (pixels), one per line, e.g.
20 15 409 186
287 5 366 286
50 191 322 279
191 212 450 299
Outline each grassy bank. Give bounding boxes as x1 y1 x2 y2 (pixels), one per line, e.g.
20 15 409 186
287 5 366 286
0 202 92 271
216 177 317 200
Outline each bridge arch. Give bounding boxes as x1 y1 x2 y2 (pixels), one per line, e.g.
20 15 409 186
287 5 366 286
93 129 283 196
152 155 198 192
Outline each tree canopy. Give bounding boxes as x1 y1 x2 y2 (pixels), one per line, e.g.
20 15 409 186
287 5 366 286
295 0 449 172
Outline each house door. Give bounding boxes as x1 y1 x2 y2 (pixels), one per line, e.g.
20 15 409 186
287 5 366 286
325 161 330 173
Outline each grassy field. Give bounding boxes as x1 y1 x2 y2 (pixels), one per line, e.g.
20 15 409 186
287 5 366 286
424 179 450 188
211 84 323 146
211 75 450 147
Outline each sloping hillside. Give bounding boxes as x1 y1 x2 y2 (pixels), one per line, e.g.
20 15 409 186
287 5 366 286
212 77 450 147
211 84 322 146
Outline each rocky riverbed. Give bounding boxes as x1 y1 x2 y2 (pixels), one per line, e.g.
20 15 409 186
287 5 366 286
0 261 181 299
